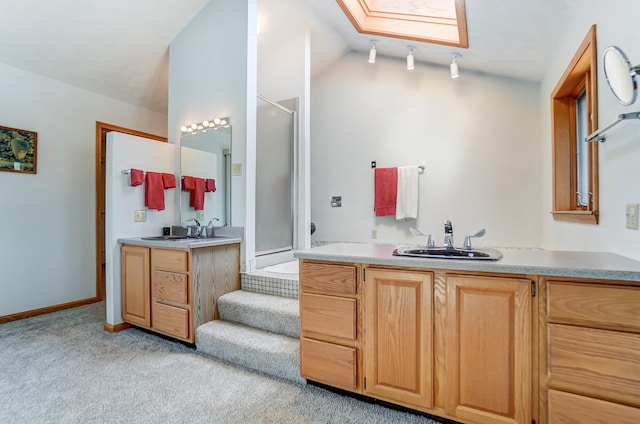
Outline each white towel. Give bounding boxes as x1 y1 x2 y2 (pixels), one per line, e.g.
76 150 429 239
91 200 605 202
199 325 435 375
396 166 419 221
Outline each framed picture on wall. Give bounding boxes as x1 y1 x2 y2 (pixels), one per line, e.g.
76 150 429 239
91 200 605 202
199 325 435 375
0 125 37 174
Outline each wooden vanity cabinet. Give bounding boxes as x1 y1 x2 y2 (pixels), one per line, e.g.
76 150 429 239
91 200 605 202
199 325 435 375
299 260 535 424
121 243 240 343
542 279 640 424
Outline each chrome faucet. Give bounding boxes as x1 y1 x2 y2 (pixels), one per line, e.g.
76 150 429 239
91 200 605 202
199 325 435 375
187 218 201 236
443 220 454 248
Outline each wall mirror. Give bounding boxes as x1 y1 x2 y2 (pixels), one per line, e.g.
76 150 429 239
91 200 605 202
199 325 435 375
180 121 231 227
603 46 640 106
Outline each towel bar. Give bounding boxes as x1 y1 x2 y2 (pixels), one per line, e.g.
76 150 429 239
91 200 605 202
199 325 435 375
370 163 425 173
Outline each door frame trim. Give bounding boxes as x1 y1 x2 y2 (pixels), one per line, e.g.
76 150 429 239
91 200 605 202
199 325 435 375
95 122 167 301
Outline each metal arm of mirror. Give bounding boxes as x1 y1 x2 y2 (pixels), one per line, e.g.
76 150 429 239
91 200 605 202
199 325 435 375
179 118 232 227
587 46 640 142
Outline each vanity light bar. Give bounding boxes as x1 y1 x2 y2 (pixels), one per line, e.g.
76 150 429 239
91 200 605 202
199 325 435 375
181 117 229 134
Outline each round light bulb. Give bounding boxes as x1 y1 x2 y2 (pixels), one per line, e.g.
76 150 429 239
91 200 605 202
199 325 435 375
213 118 221 125
203 121 210 127
181 126 188 132
191 123 197 130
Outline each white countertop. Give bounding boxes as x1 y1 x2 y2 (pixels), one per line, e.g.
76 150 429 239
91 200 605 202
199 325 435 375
119 236 241 249
294 243 640 282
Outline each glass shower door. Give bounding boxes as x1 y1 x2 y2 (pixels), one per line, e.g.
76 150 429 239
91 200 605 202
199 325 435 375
255 96 295 256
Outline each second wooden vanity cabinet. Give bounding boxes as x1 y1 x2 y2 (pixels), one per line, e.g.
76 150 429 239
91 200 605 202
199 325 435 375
121 242 240 343
299 259 535 424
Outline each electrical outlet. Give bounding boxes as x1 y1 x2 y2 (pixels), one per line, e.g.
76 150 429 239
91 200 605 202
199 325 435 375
626 203 639 230
134 210 147 222
232 162 243 176
371 228 378 239
196 210 205 221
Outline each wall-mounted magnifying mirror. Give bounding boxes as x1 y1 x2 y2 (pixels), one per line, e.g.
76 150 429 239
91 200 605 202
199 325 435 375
603 46 640 106
180 121 231 227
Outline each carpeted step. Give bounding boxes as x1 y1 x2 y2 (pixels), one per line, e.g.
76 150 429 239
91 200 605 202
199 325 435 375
196 320 305 385
218 290 299 338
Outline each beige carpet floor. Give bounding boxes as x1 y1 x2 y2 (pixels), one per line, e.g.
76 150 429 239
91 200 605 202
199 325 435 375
0 302 445 424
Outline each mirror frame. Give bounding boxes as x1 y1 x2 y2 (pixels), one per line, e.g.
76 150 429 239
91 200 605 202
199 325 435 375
603 46 639 106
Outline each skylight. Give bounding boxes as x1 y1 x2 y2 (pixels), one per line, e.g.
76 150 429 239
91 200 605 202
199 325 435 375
337 0 468 48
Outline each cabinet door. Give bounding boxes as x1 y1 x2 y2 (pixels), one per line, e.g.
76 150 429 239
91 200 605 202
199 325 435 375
363 268 433 409
121 245 150 327
446 274 532 424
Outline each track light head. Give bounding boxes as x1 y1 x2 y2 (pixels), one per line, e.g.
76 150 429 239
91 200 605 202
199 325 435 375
450 52 462 79
407 46 415 70
368 40 377 64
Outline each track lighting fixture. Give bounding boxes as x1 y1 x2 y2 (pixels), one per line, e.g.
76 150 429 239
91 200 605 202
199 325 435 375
368 40 377 64
450 53 462 78
407 47 415 71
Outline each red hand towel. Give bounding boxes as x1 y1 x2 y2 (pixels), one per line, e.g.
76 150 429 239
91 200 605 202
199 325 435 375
190 178 206 210
374 167 398 217
144 172 165 211
162 173 176 189
130 169 144 187
181 176 195 191
205 178 216 192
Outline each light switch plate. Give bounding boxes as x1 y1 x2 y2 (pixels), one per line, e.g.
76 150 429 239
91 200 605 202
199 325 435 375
232 162 243 176
196 210 205 221
626 203 639 230
134 210 147 222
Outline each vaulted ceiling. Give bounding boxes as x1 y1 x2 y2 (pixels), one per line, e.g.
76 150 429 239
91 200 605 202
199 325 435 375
0 0 569 114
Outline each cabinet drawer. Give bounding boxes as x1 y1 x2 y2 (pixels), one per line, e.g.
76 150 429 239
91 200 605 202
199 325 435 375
152 270 188 305
300 293 356 341
300 262 356 295
152 302 189 340
548 389 640 424
548 324 640 405
548 281 640 332
301 338 357 391
151 248 189 273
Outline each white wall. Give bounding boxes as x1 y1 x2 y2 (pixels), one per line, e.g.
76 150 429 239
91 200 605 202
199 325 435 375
0 62 166 317
540 0 640 260
168 0 257 270
310 53 543 248
105 133 176 325
258 0 313 259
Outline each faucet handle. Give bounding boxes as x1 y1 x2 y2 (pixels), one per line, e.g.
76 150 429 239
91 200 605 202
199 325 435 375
463 228 486 249
410 227 435 248
425 235 435 248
